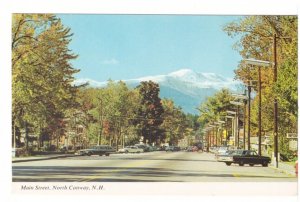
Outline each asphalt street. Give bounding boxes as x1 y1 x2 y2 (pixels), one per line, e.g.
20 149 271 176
12 151 297 182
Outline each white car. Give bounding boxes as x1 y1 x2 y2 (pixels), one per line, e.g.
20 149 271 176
118 146 144 153
216 146 229 155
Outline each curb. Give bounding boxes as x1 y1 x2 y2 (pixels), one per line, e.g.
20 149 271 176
269 165 296 177
12 154 75 163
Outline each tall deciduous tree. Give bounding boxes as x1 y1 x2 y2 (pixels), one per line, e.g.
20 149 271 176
136 81 164 144
161 99 188 146
12 14 79 149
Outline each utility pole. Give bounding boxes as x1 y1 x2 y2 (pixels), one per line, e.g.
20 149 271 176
215 126 218 147
225 118 228 146
243 94 247 150
273 34 279 168
207 130 210 152
247 83 251 150
258 65 262 156
98 98 103 146
237 106 240 149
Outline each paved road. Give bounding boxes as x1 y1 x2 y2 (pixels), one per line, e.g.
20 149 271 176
12 151 297 182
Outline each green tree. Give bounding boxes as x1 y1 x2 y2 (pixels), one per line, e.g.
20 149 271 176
136 81 164 145
12 14 79 150
161 99 187 145
197 88 235 143
224 16 297 155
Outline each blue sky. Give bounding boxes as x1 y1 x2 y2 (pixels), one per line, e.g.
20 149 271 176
58 14 243 81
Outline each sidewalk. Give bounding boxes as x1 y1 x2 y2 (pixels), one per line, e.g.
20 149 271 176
12 154 75 163
270 161 297 177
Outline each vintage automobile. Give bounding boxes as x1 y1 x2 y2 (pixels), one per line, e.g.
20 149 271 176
77 145 115 156
215 146 229 156
118 146 144 153
226 150 271 167
217 149 244 165
165 146 181 152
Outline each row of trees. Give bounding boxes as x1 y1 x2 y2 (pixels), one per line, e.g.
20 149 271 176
198 16 297 156
77 80 200 149
12 14 200 151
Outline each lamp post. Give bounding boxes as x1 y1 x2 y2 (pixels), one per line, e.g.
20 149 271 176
225 115 234 147
226 111 237 147
205 127 213 152
243 97 247 149
245 58 272 156
231 93 248 149
209 124 217 146
273 34 279 168
218 120 225 145
230 101 244 149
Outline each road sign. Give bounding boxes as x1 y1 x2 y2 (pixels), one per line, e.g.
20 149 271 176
230 101 244 106
289 140 298 151
286 133 297 139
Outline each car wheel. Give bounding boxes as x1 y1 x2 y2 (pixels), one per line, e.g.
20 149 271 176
262 161 268 167
249 164 254 167
87 152 91 156
225 162 231 166
239 161 244 166
105 153 109 156
99 153 103 156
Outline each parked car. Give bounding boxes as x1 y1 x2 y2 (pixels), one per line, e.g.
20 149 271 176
192 146 199 152
118 146 144 153
228 150 271 167
135 144 148 152
76 145 115 156
209 146 219 154
216 146 229 156
166 146 181 152
217 149 244 164
187 146 193 152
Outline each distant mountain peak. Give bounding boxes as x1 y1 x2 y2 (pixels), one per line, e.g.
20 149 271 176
168 68 195 77
73 68 240 114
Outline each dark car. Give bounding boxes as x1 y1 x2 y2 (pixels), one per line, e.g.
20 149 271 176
77 145 115 156
166 146 180 152
231 150 271 167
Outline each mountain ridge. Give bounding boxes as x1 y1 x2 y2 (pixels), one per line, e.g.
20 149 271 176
74 69 240 114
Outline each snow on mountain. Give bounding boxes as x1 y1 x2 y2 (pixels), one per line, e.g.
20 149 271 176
74 78 106 87
74 69 240 114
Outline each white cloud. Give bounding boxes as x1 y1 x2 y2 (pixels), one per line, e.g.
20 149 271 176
101 58 119 65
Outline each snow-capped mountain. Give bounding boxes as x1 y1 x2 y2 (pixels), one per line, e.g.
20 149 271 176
74 69 240 114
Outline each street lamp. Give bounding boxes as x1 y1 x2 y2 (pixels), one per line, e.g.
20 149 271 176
209 124 219 147
230 100 245 149
230 101 244 106
226 110 236 115
245 58 272 157
232 93 248 149
227 110 239 147
225 115 235 147
232 94 248 100
205 126 213 152
217 120 225 145
244 58 273 67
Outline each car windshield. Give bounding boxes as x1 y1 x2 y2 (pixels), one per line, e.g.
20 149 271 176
234 150 244 155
